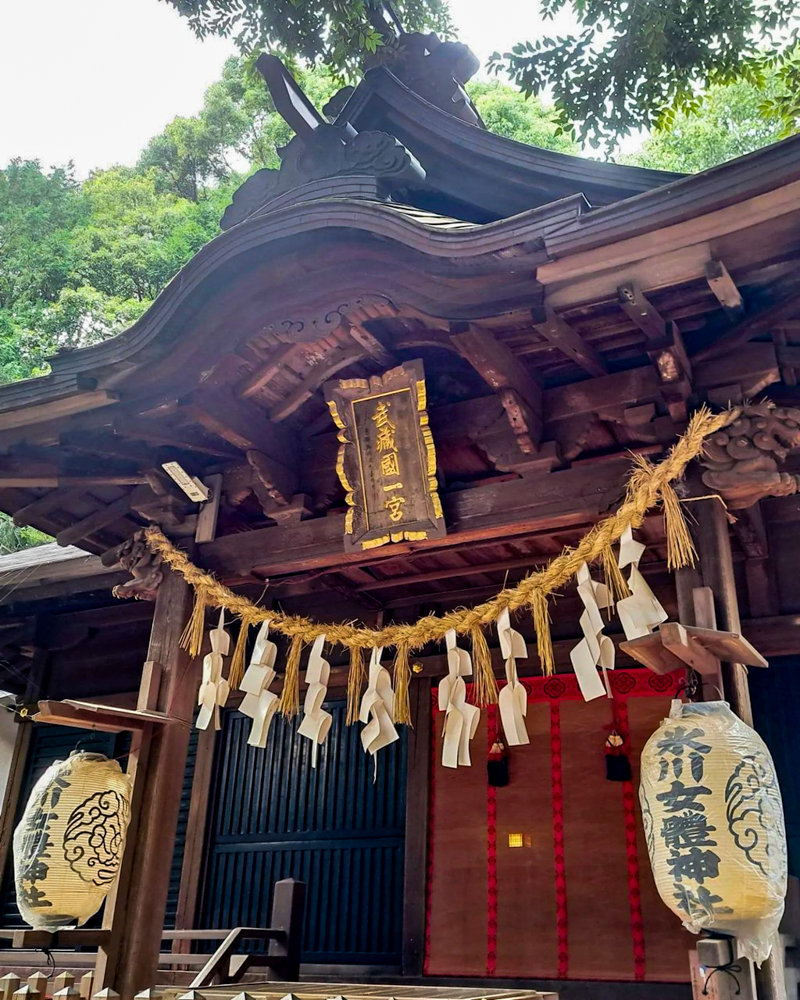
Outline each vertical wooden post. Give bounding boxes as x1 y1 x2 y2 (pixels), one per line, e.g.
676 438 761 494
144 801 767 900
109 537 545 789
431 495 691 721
172 724 217 954
402 676 432 977
693 497 753 724
266 877 306 982
0 636 49 891
692 497 785 1000
95 565 196 999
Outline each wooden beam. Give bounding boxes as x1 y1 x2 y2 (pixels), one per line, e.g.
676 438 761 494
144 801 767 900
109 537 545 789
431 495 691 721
183 389 294 466
0 390 117 432
201 455 631 579
0 474 146 488
705 259 745 320
194 474 222 544
356 552 553 591
346 322 395 368
55 495 133 548
268 345 365 422
616 283 692 419
116 419 238 459
247 449 298 509
95 568 197 995
33 699 174 732
236 343 301 399
450 324 543 452
694 286 800 361
617 281 667 343
12 488 84 527
532 307 608 377
60 431 156 466
402 677 431 977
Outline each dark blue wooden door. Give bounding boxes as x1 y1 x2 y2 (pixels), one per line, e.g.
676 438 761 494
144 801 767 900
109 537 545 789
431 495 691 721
199 701 407 965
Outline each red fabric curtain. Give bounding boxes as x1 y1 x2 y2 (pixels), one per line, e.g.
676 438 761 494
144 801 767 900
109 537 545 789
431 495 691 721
425 669 695 983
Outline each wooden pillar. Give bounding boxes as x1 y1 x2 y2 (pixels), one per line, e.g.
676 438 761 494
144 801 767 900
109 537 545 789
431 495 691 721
402 676 432 977
172 725 217 953
693 498 753 724
692 498 784 1000
96 565 196 998
0 635 49 891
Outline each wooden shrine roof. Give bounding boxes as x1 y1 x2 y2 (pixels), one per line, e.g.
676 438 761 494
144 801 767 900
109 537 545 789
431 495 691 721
0 91 799 599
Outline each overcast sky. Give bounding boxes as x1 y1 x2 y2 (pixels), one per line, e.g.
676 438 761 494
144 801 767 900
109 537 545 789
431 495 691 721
0 0 576 176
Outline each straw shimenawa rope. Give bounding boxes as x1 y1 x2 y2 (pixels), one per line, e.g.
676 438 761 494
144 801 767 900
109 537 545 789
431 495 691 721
146 405 739 712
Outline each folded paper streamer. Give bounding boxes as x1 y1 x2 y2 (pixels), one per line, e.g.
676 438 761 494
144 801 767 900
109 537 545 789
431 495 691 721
497 609 529 746
616 525 668 640
239 620 279 747
359 647 399 777
197 610 231 731
298 633 333 767
438 629 480 768
570 562 615 702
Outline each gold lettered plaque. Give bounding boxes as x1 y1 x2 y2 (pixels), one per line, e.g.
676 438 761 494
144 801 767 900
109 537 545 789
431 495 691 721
325 360 446 552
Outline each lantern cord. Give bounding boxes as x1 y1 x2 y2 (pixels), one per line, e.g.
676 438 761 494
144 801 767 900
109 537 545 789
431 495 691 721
41 947 56 976
702 961 741 995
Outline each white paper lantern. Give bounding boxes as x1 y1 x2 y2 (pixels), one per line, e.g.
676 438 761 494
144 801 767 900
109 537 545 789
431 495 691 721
640 701 787 964
14 751 132 929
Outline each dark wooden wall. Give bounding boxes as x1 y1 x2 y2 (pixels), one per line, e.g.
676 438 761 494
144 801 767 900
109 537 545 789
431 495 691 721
198 700 407 967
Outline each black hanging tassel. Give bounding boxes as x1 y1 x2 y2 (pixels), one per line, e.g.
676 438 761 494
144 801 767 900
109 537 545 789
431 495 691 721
605 731 632 782
488 739 509 787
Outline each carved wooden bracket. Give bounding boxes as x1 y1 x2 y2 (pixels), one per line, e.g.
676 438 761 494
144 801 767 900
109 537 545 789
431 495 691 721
105 531 164 601
699 401 800 509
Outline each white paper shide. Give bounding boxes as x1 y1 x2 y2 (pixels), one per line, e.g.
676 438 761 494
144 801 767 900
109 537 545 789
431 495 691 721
197 610 231 731
298 634 333 767
239 620 280 747
438 629 480 768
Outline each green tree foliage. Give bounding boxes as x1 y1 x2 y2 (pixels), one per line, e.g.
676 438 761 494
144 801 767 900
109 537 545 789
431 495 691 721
163 0 452 76
0 514 50 555
625 74 786 173
467 80 579 153
490 0 800 148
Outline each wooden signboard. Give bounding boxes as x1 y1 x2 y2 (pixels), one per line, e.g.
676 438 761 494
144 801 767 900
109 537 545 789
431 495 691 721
325 360 446 552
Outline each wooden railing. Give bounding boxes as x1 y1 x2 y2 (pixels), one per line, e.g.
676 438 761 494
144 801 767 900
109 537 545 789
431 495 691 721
0 878 305 995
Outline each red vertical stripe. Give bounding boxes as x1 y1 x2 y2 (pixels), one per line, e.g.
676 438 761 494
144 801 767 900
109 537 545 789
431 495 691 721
486 703 498 976
614 695 646 981
550 700 568 979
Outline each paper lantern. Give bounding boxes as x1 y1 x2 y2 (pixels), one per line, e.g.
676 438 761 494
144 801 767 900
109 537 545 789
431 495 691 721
14 751 132 929
640 701 787 964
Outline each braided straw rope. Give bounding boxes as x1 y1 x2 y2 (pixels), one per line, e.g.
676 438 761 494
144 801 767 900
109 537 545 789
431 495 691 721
145 405 738 654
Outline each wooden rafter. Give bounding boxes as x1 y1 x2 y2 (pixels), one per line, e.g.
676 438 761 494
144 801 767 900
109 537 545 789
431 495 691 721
450 324 543 453
115 418 238 459
60 430 156 466
0 390 118 432
269 344 366 422
345 321 395 368
617 281 692 420
695 285 800 361
705 259 745 320
182 388 294 466
237 343 302 399
55 494 135 548
12 487 84 527
531 307 608 377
